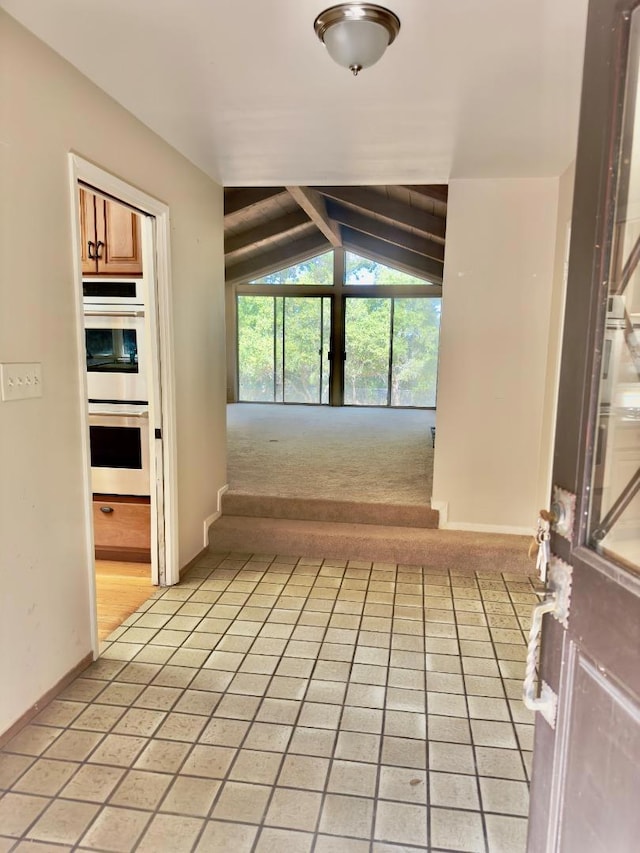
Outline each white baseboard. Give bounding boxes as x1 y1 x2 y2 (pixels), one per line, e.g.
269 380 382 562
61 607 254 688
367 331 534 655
431 500 531 535
202 484 230 547
431 500 448 526
217 483 229 512
442 520 533 536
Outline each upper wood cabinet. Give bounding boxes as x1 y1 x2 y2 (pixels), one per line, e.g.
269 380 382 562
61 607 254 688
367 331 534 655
80 188 143 276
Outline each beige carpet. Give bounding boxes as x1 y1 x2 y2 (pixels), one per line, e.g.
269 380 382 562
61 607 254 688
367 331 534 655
227 404 435 505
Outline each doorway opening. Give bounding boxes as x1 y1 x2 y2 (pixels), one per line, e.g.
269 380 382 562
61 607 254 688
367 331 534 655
69 156 179 653
225 186 445 516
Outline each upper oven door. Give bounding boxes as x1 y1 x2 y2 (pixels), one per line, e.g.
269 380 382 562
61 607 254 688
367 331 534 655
84 309 148 402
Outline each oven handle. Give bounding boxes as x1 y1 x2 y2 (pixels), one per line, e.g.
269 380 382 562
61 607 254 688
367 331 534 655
83 308 144 318
89 408 149 418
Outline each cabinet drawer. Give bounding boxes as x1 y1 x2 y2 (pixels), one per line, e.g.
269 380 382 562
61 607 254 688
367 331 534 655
93 496 151 550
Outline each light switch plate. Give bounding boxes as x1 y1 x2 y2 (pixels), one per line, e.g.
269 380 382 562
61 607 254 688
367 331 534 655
0 363 42 401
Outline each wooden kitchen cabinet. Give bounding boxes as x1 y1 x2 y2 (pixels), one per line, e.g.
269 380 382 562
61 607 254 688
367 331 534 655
80 188 143 276
93 494 151 562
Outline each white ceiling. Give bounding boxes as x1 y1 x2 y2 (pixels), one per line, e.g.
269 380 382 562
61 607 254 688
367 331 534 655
1 0 589 186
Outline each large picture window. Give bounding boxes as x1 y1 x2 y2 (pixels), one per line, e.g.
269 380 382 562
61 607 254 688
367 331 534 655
236 248 441 408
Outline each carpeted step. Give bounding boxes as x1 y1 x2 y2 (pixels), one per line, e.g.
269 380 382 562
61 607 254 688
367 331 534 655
221 493 439 528
208 515 532 574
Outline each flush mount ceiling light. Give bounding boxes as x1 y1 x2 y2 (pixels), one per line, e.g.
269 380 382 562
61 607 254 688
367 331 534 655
314 3 401 76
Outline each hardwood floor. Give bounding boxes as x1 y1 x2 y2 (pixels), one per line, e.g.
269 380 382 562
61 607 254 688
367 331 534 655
95 560 154 641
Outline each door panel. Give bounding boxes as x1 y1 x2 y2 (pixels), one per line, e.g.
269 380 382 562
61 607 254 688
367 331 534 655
236 295 329 404
97 198 143 275
528 1 640 850
344 297 392 405
559 652 640 852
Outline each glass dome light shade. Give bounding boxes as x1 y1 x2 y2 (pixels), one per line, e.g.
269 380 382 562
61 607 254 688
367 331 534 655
323 19 391 72
314 4 400 75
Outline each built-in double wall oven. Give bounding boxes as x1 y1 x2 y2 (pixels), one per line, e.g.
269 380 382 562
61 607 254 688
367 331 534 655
84 278 150 498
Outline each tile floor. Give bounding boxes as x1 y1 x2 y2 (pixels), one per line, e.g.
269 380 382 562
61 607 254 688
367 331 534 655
0 551 541 852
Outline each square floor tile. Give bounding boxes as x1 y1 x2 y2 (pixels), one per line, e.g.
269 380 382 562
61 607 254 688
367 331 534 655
195 820 257 852
335 731 380 764
471 719 518 749
132 739 190 773
297 702 341 730
229 750 282 785
319 793 374 839
379 766 427 804
257 698 301 725
244 722 292 752
381 736 426 770
431 806 485 852
199 718 249 747
212 780 271 823
480 776 529 816
265 787 322 832
60 764 125 803
13 759 79 796
70 704 126 733
87 735 147 768
255 827 313 853
180 744 235 779
5 726 62 757
485 813 528 853
374 800 427 847
327 759 378 797
136 813 204 853
383 710 426 740
428 741 476 775
160 776 220 817
109 769 172 810
277 754 329 790
0 792 50 837
28 799 99 845
430 770 480 810
288 727 336 758
79 804 150 852
0 753 34 789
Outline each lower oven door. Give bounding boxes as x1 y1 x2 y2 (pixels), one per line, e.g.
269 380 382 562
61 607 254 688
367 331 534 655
88 404 150 496
84 309 148 402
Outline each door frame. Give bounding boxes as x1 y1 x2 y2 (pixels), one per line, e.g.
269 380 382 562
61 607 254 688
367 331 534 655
68 154 179 654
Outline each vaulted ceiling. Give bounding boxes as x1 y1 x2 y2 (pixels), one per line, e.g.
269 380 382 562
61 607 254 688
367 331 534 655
225 185 447 285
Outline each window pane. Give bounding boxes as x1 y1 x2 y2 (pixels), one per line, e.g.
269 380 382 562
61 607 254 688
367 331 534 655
283 298 323 403
344 298 392 405
251 251 333 284
391 298 441 406
588 9 640 573
237 296 275 401
345 251 434 285
321 297 331 404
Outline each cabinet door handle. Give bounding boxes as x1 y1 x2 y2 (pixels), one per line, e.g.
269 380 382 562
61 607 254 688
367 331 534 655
88 240 96 259
95 240 104 259
99 506 114 514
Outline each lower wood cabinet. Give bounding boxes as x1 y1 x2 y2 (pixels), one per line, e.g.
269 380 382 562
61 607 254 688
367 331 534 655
93 494 151 562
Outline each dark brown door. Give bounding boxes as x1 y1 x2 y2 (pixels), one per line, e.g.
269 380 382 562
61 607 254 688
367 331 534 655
527 1 640 850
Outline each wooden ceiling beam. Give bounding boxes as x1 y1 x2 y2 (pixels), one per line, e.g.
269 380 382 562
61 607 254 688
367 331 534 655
315 186 446 240
224 187 286 218
286 186 342 247
342 227 443 284
326 201 445 262
225 210 311 256
402 184 449 204
225 232 330 286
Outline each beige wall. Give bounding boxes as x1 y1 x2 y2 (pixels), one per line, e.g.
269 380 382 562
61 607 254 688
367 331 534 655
432 178 561 532
0 11 226 734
